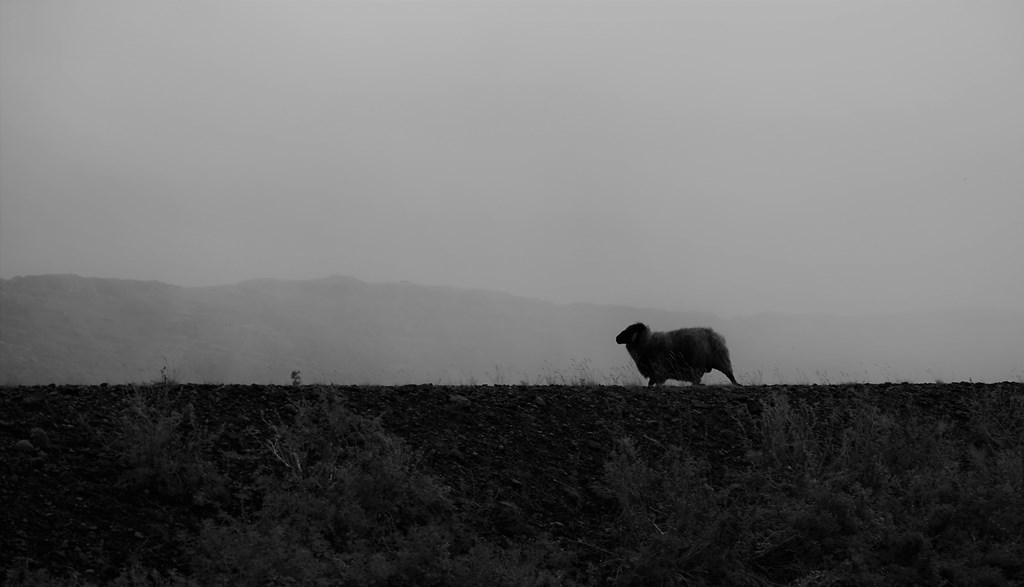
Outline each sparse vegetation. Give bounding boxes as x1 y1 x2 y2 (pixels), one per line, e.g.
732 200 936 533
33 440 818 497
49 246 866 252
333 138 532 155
153 357 181 387
3 381 1023 585
189 389 562 585
112 386 227 505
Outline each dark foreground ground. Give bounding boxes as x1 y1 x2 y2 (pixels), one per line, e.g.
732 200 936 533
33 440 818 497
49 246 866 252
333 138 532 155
2 382 1023 585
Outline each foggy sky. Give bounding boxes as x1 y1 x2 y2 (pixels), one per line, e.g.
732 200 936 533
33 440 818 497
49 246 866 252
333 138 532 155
2 1 1022 317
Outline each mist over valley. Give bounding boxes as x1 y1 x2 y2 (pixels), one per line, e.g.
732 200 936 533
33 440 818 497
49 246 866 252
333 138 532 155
1 274 1019 386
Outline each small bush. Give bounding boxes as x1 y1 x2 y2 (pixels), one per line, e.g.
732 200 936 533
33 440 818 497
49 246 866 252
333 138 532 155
114 386 226 504
189 389 567 586
601 437 746 585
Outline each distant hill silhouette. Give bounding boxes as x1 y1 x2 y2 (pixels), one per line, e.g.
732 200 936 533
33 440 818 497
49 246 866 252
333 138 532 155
1 274 1021 385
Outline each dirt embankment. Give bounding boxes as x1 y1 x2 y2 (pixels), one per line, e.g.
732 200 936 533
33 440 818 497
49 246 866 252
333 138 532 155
2 382 1021 583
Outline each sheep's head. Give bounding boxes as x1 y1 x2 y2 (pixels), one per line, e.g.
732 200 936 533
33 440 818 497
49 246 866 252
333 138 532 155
616 322 649 346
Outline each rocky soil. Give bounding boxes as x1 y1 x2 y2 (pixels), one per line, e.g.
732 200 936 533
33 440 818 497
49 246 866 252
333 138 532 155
2 382 1022 584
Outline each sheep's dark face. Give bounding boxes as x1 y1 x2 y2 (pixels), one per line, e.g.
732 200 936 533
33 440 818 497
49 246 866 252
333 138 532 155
616 322 648 346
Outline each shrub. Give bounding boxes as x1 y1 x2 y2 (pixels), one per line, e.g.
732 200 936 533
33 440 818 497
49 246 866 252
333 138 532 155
189 389 568 586
113 386 226 504
601 437 747 585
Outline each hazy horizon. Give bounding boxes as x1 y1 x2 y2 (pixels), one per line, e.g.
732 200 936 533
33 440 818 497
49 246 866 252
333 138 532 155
3 1 1023 318
4 271 1024 322
3 272 1022 386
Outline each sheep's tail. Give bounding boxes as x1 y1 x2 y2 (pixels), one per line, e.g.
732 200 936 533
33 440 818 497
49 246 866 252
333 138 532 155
709 330 741 385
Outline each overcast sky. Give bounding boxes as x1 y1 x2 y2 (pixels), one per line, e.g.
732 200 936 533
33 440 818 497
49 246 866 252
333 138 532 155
2 1 1022 317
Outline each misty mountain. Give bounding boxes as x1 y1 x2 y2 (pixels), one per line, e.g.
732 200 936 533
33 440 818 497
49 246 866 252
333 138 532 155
1 274 1021 385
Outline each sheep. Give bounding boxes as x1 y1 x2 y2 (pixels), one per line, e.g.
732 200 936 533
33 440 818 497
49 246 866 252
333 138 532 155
616 322 741 386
